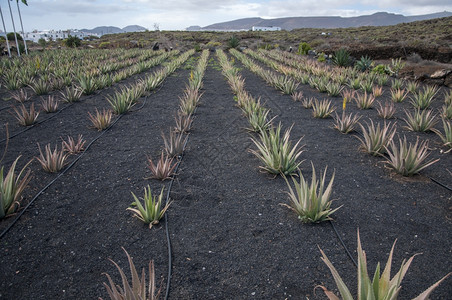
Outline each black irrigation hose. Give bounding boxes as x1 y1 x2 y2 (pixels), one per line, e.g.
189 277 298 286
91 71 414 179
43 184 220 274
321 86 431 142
163 91 202 300
228 51 451 280
428 176 452 192
353 131 452 192
329 221 358 267
163 133 191 300
0 93 99 144
0 102 74 144
0 110 126 239
0 57 185 237
224 52 360 269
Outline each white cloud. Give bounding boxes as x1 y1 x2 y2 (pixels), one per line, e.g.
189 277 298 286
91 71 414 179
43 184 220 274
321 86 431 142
7 0 452 31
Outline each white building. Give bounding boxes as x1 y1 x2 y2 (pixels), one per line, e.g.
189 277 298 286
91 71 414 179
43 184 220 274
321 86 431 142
24 30 99 43
251 26 281 31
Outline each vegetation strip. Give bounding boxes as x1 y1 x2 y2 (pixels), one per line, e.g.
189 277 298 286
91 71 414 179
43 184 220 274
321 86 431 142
0 49 195 236
1 50 177 143
99 49 210 299
219 48 450 297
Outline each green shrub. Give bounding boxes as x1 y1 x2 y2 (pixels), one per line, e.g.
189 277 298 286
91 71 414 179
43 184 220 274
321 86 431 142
98 42 111 49
372 64 391 75
297 42 311 55
7 32 23 41
38 38 46 48
355 55 373 72
227 36 240 49
64 35 81 48
332 48 352 67
317 52 326 62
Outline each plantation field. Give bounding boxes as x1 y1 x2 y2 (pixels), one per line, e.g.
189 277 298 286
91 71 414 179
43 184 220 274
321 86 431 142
0 48 451 299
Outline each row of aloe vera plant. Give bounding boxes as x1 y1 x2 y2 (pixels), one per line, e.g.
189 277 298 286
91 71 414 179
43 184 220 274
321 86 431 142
1 48 167 93
250 48 451 116
7 50 177 131
3 51 181 207
218 49 450 299
0 50 193 221
101 50 210 300
255 49 452 148
236 48 449 175
218 48 336 223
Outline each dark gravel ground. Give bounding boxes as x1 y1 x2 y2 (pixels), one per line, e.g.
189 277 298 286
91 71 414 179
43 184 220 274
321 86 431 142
0 52 451 299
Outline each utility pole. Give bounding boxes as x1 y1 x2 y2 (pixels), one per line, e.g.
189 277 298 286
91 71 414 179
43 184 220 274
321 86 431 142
7 0 20 56
0 5 11 57
16 0 27 54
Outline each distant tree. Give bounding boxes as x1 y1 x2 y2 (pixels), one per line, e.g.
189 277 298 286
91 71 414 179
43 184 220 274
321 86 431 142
227 35 240 49
297 42 311 55
7 32 22 41
64 35 81 48
38 38 46 48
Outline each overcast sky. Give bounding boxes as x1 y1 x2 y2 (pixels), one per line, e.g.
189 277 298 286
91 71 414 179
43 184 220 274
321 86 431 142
1 0 451 31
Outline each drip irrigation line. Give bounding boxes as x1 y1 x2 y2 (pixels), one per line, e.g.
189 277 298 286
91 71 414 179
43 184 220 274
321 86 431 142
0 102 73 144
0 57 183 234
163 59 205 298
355 131 452 192
329 221 358 268
163 134 188 300
0 104 128 240
0 93 99 144
428 176 452 192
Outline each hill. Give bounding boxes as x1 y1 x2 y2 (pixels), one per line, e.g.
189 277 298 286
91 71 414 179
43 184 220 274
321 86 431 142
80 25 147 35
193 11 452 31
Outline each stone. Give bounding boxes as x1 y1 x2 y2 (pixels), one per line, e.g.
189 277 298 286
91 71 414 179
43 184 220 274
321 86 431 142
444 74 452 88
430 69 451 79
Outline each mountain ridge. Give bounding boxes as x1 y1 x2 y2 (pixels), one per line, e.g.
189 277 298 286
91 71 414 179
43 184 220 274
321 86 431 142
80 25 147 35
187 11 452 31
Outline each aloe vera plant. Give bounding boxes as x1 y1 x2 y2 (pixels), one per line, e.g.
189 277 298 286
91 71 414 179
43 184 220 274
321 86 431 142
410 85 438 109
88 108 113 131
247 108 275 133
283 163 340 223
318 230 450 300
11 103 40 126
250 123 304 176
0 157 32 219
36 143 68 173
432 119 452 151
312 99 335 118
384 136 439 176
376 101 396 119
62 135 86 154
403 109 438 132
174 113 193 133
101 247 161 300
357 120 396 156
147 152 177 180
355 91 375 109
162 129 187 158
127 186 170 228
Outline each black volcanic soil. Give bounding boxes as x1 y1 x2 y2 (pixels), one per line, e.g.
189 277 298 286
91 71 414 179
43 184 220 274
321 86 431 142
0 53 451 299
